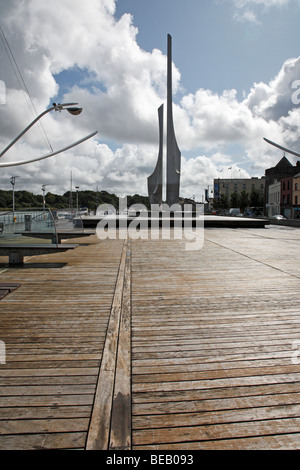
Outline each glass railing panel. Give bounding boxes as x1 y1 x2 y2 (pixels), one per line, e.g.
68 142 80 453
54 209 84 234
0 209 57 246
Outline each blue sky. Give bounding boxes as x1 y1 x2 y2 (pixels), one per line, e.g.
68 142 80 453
1 0 300 201
115 0 300 98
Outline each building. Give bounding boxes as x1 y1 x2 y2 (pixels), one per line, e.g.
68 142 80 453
281 176 293 218
214 177 265 206
268 180 281 218
264 156 300 215
293 173 300 218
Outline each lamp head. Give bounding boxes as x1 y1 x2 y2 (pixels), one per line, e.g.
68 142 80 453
67 107 83 115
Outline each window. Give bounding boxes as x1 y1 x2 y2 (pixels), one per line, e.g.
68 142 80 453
296 183 298 191
296 196 298 205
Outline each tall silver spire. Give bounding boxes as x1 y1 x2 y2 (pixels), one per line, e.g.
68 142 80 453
148 34 181 206
166 34 181 206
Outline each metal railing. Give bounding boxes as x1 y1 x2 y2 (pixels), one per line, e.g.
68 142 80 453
0 209 84 246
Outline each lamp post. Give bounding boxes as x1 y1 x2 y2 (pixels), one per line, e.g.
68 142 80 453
10 175 19 221
0 103 98 167
42 184 47 211
75 186 79 215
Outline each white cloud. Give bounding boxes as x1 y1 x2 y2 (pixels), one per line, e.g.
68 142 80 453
245 58 300 120
229 0 293 22
0 0 300 203
233 0 290 6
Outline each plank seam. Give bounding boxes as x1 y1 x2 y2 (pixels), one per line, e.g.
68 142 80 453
85 238 131 450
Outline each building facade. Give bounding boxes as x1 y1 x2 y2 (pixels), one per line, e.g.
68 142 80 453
293 173 300 218
214 177 265 206
281 176 293 218
268 180 281 217
264 156 300 216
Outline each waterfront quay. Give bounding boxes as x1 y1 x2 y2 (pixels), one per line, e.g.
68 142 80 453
0 224 300 450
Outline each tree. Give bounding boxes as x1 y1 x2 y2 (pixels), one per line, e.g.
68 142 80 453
240 191 250 213
220 194 230 210
250 188 264 207
230 192 240 208
0 189 151 212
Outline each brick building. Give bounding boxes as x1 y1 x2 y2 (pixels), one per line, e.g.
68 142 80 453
264 156 300 216
293 173 300 218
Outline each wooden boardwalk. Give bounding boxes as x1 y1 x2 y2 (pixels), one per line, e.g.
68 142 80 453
0 225 300 450
0 235 125 450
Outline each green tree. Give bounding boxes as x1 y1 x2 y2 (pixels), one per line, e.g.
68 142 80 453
230 192 240 208
250 188 264 207
220 194 230 210
239 191 250 212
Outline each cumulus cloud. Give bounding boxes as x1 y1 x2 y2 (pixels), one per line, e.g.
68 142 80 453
245 58 300 120
0 0 300 202
229 0 292 22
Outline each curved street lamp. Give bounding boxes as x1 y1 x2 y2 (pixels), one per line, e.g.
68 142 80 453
263 137 300 158
0 102 98 167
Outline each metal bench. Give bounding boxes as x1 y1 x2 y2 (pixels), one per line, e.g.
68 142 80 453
0 244 78 264
15 231 94 244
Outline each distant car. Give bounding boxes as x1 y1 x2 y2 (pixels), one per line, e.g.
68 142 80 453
229 208 241 217
271 215 286 220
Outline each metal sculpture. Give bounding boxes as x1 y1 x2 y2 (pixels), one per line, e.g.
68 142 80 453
148 35 181 206
166 34 181 206
147 104 164 205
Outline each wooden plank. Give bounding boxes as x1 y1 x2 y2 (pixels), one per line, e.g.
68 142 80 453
133 404 300 431
133 430 300 451
0 432 86 450
0 405 92 420
132 434 300 451
133 391 300 415
86 238 129 450
109 241 132 450
0 418 89 435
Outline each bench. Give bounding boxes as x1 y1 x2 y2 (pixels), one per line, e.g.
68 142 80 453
0 244 78 264
15 231 94 244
